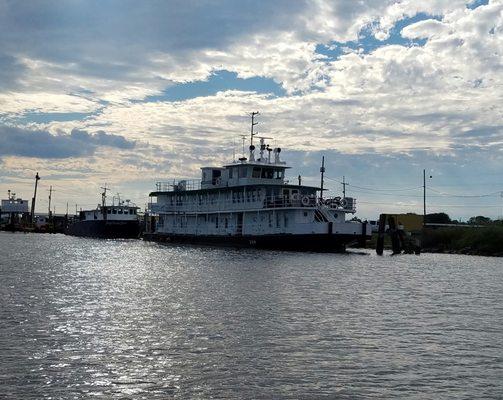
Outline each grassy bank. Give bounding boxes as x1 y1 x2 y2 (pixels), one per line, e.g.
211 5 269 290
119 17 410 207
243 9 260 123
422 226 503 256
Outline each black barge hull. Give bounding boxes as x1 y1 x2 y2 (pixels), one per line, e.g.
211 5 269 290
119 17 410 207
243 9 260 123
65 220 140 239
143 233 368 252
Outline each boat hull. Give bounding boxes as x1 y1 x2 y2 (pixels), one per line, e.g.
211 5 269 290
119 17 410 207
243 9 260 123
65 220 140 239
143 232 368 252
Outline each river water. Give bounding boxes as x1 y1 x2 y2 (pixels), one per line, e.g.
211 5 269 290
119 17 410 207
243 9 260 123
1 232 502 399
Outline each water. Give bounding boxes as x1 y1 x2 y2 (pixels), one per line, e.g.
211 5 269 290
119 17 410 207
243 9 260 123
1 232 502 399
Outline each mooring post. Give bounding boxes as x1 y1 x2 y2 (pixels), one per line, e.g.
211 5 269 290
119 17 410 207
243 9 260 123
376 213 387 255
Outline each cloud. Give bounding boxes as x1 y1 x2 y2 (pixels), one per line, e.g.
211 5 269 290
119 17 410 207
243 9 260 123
1 0 503 219
0 125 135 159
401 19 450 39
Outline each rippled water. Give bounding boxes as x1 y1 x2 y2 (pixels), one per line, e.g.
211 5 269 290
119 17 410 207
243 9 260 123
1 232 502 399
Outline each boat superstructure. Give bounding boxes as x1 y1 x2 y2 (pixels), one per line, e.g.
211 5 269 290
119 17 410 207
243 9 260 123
145 115 371 251
65 189 140 239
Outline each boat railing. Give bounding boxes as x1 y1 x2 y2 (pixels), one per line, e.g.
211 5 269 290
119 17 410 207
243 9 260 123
319 196 356 212
155 179 202 192
148 194 355 213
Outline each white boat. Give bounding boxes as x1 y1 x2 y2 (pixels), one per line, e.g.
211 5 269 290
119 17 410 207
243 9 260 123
145 115 371 251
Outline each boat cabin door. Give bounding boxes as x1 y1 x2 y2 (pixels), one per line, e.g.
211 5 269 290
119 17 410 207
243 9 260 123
237 212 243 235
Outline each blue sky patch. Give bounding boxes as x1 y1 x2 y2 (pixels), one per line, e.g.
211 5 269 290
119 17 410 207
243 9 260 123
316 13 441 60
144 70 286 102
466 0 489 10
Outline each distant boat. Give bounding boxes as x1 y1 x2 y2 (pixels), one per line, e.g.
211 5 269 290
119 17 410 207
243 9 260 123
144 114 371 251
65 191 140 239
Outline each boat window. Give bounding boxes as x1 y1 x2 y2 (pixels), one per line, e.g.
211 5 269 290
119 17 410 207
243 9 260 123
107 209 111 214
252 167 261 178
229 168 233 179
275 170 283 179
239 168 247 178
118 209 123 214
262 168 274 179
112 209 117 214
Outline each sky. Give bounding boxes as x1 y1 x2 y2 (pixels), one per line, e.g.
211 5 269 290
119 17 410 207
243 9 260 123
0 0 502 220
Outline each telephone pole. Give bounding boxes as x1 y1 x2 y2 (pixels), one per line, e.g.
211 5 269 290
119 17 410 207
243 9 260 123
423 169 426 226
423 170 432 226
341 176 347 198
48 186 54 220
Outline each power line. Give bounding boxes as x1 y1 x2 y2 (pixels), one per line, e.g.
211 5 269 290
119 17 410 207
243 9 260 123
358 201 502 208
428 187 502 198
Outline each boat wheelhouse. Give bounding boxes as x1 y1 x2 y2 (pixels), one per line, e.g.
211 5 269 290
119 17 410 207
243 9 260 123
65 190 141 239
145 117 371 251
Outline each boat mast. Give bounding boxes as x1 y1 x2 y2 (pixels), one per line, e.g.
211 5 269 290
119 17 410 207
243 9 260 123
250 111 259 147
320 156 325 200
101 184 109 208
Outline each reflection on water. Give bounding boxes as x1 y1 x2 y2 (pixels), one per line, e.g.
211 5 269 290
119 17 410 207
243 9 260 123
1 232 502 399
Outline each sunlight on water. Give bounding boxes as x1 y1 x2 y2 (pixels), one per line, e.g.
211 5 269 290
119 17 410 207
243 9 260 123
1 232 502 399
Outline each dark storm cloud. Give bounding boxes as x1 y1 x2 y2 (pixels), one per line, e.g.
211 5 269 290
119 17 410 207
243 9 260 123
0 125 135 159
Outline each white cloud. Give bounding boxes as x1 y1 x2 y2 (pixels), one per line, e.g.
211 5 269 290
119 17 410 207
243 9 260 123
1 0 503 218
401 19 450 39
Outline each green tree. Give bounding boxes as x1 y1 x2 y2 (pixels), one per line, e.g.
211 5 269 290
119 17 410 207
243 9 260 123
468 216 492 225
425 212 451 224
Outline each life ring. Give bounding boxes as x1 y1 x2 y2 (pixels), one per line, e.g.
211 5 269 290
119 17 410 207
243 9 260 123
301 196 310 206
292 193 300 201
340 198 347 208
215 177 221 185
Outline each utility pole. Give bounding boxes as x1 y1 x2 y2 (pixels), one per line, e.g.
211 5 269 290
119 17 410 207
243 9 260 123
423 169 426 226
423 170 432 226
250 111 259 147
30 172 40 224
48 186 54 220
342 176 347 198
320 156 325 200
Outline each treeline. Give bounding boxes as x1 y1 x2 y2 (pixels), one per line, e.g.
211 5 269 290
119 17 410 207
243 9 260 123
422 213 503 256
425 212 503 226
